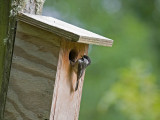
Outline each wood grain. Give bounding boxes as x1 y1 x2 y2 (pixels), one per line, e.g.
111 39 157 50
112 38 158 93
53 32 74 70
50 39 89 120
0 0 15 119
0 0 45 119
17 13 113 47
4 22 60 120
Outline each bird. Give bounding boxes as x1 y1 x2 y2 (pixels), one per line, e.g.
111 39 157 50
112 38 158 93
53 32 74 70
70 55 91 91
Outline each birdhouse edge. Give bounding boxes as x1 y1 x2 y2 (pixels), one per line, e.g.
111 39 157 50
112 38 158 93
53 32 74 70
17 13 113 47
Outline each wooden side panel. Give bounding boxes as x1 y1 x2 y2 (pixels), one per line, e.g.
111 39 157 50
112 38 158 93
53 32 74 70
0 0 45 118
50 39 89 120
4 22 60 120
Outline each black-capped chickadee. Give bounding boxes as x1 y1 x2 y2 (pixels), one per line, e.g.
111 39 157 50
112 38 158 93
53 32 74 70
70 55 91 91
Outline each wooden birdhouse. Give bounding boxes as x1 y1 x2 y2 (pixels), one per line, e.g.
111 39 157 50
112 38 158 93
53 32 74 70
4 13 113 120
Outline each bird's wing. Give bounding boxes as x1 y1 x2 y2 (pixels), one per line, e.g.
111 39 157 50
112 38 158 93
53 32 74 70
77 60 84 80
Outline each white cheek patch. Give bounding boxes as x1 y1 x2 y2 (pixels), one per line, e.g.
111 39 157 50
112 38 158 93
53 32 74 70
84 58 89 65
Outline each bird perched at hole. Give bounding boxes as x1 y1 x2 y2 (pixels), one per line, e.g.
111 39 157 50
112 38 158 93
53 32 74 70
70 55 91 91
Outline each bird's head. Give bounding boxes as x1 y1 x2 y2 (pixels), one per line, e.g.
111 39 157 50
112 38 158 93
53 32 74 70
82 55 91 66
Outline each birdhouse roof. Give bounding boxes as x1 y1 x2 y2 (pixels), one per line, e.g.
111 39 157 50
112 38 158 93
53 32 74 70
17 13 113 47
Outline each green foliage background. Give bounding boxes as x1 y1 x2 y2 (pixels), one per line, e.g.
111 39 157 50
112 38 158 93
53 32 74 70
43 0 160 120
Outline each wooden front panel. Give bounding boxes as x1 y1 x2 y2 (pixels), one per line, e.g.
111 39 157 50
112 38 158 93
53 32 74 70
50 39 88 120
4 22 60 120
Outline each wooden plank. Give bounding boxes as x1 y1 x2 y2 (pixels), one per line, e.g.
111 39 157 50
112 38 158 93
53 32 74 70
0 0 10 90
0 0 15 118
4 22 60 120
50 39 88 120
0 0 45 119
17 13 113 47
17 21 61 47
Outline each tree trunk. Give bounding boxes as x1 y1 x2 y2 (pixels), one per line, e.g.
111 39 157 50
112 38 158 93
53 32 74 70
0 0 45 119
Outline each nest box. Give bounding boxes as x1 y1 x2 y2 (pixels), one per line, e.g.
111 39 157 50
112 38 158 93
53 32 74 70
4 13 113 120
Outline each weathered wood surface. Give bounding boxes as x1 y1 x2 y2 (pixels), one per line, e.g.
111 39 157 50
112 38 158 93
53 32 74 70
50 39 88 120
0 0 10 90
0 0 15 118
0 0 45 119
18 13 113 47
4 22 60 120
